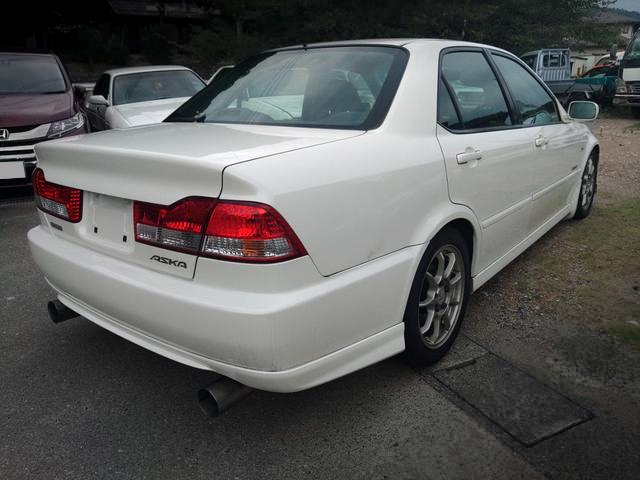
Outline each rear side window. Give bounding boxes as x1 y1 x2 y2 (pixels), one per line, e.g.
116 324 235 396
543 53 566 68
492 54 559 126
440 51 512 130
437 77 462 129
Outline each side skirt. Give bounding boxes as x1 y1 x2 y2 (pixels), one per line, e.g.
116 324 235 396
471 204 571 292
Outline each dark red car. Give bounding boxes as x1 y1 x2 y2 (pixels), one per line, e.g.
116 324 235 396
0 49 88 187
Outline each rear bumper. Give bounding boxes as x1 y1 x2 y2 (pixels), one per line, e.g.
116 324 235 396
28 225 416 392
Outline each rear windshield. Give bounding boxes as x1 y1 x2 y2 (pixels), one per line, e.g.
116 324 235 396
166 46 408 130
0 53 66 94
113 70 205 106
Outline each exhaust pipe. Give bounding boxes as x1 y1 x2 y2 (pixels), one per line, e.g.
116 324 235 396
47 299 79 324
198 376 253 417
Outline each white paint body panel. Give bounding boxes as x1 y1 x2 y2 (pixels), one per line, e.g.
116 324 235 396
29 39 599 392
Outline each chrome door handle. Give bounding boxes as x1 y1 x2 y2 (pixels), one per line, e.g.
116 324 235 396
456 149 482 164
534 135 549 147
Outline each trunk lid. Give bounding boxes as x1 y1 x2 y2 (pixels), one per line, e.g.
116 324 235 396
35 122 360 204
35 122 361 277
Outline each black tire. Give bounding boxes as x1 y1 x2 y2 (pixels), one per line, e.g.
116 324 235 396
403 227 471 366
574 151 598 220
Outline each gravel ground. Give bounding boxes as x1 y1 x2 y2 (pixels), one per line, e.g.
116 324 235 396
459 107 640 478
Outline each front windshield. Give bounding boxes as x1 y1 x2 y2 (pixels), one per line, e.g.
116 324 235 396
166 46 408 130
0 53 66 94
113 70 205 106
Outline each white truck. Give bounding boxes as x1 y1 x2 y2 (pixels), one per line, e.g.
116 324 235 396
613 29 640 118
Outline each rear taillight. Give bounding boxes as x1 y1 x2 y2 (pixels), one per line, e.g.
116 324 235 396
32 168 83 223
133 198 306 263
202 202 306 262
134 197 217 254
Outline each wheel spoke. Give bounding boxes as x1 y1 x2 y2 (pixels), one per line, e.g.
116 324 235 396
427 313 441 342
419 294 435 308
449 272 462 285
434 252 445 283
419 273 437 307
420 307 435 334
443 252 456 279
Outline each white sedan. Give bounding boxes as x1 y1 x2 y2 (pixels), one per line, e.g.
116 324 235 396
29 40 599 402
85 66 205 130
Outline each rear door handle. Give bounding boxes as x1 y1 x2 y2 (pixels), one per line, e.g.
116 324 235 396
534 135 549 147
456 149 482 164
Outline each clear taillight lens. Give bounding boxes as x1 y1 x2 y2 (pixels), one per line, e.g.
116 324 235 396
32 168 83 223
133 198 306 263
202 201 306 263
133 197 217 254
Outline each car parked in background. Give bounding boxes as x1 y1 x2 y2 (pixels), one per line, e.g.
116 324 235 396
521 48 601 106
85 66 205 131
0 49 87 187
29 40 599 401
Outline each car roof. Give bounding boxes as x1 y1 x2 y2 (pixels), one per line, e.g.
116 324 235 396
0 47 57 56
104 65 194 76
271 38 511 54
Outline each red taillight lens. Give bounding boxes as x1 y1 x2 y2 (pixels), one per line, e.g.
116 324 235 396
133 197 306 263
202 201 307 262
32 168 83 223
133 197 217 254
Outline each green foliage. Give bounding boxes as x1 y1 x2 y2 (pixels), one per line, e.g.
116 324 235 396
143 24 179 64
191 0 620 60
56 24 129 64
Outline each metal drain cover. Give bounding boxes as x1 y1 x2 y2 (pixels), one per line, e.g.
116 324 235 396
434 354 592 446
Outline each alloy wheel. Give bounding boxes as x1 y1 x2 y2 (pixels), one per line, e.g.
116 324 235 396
417 245 465 349
581 156 596 209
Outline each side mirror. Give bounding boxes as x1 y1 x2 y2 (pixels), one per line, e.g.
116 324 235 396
88 94 109 106
72 84 86 102
568 101 599 122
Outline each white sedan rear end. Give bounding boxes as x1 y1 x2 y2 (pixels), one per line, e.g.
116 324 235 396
29 39 599 393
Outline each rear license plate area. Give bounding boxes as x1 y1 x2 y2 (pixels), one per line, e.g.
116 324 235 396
89 193 133 246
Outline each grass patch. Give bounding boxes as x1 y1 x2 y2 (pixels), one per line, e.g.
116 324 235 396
624 122 640 132
604 322 640 351
508 193 640 337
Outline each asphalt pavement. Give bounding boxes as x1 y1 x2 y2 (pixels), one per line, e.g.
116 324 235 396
1 189 638 479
